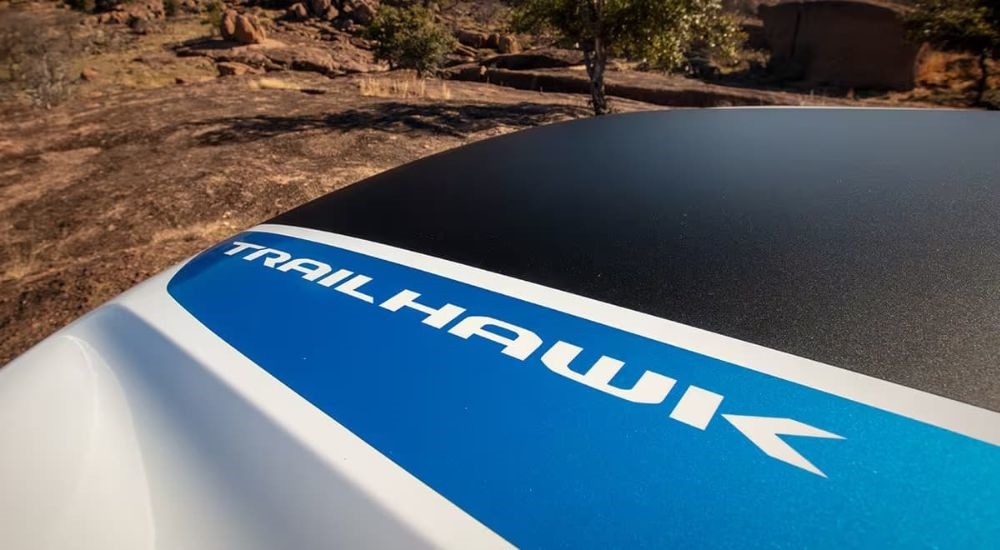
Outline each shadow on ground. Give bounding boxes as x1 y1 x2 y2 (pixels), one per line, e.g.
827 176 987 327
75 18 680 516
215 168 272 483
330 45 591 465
174 36 243 52
189 101 590 145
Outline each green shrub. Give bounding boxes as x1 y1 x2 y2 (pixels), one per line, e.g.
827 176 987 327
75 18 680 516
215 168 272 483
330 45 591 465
905 0 999 105
93 0 126 12
64 0 96 12
64 0 125 13
365 5 455 77
164 0 181 17
983 88 1000 110
512 0 744 115
204 0 224 32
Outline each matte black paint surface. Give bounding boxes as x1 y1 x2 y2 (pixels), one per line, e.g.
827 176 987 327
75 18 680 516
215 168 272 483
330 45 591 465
274 109 1000 411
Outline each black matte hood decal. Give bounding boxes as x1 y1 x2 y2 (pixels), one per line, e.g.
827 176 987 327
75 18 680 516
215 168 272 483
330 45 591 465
273 108 1000 411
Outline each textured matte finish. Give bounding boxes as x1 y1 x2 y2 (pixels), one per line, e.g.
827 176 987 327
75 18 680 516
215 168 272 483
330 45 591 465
274 109 1000 411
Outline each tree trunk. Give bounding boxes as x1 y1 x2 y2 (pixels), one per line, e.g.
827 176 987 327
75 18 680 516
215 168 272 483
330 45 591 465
582 0 609 116
975 50 989 107
588 38 609 116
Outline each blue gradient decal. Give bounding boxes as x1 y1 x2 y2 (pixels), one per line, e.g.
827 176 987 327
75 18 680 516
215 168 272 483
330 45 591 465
168 231 1000 548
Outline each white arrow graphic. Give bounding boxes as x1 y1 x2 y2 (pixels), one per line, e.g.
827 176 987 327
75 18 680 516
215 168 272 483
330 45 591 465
722 415 844 478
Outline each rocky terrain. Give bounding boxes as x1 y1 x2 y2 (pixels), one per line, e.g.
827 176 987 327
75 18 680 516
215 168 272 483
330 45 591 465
0 67 662 362
0 0 992 363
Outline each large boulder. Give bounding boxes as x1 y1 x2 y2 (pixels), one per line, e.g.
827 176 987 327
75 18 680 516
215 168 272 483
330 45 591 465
93 0 165 25
481 49 583 70
497 34 521 54
321 5 340 21
235 14 267 44
286 2 308 19
486 33 501 49
759 0 923 90
221 11 268 44
345 0 377 25
284 0 337 20
308 0 331 16
220 10 238 39
455 29 489 49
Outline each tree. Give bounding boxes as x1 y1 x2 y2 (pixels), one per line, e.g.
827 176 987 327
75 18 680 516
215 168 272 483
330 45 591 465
906 0 1000 106
511 0 743 115
365 5 456 77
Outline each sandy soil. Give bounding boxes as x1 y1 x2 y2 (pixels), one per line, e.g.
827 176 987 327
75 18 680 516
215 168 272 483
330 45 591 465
0 69 659 363
1 0 987 364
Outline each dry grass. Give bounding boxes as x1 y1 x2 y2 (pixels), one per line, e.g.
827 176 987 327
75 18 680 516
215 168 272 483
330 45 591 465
0 7 83 107
917 50 954 88
1 250 44 282
73 18 217 92
917 50 998 91
358 76 453 100
898 49 1000 107
150 220 236 245
248 77 304 91
1 5 216 103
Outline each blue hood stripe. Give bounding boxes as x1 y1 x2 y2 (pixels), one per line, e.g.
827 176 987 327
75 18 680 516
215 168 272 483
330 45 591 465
168 230 1000 548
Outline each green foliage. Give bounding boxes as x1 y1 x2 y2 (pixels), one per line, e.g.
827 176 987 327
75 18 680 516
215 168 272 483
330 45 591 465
64 0 126 12
164 0 181 17
365 5 456 77
65 0 97 12
204 0 225 32
511 0 742 113
906 0 1000 104
94 0 126 12
905 0 1000 55
984 88 1000 109
511 0 743 72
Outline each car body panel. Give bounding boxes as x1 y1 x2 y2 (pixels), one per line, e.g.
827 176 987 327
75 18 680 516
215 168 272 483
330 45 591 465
3 109 1000 548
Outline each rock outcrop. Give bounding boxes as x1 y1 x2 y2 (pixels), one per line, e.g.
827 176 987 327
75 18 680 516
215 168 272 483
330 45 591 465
453 29 522 55
216 61 263 76
497 34 520 54
221 11 268 45
177 37 383 77
480 49 583 71
93 0 165 25
455 29 489 49
759 0 924 90
80 67 99 81
282 0 372 25
286 2 308 19
342 0 376 25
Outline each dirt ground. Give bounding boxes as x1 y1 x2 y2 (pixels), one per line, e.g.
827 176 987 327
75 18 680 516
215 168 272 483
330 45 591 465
0 69 661 363
0 0 989 364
